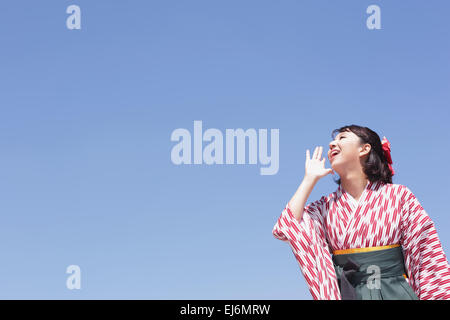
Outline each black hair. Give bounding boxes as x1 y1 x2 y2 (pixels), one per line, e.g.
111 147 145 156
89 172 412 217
331 124 393 185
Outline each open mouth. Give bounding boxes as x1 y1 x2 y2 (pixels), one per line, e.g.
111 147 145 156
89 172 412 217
330 150 340 160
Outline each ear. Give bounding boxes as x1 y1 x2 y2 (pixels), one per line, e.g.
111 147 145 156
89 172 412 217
359 143 371 157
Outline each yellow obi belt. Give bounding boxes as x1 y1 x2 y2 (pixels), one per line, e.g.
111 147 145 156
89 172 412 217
333 244 401 255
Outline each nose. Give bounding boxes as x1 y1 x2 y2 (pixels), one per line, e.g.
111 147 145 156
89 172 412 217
329 140 337 152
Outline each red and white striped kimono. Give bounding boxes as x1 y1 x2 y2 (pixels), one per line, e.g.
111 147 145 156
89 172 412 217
272 180 450 300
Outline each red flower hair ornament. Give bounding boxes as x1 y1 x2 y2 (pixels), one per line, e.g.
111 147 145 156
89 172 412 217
381 136 395 176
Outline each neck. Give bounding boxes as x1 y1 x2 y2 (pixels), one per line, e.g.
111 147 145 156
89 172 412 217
340 172 369 202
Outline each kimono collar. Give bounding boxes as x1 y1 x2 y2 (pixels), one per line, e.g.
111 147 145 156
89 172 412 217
337 180 383 199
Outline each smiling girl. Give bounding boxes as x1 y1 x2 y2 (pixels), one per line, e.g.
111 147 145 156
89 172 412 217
272 124 450 300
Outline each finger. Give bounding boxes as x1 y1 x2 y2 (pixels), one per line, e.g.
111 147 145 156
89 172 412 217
306 149 310 162
315 146 321 161
313 146 319 159
319 146 323 160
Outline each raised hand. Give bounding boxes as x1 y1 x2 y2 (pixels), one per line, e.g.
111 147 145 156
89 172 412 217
305 146 333 181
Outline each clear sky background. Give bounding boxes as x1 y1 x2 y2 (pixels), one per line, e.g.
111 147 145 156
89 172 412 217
0 0 449 299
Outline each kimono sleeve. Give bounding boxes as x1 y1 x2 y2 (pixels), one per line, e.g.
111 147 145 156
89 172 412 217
400 187 450 300
272 197 341 300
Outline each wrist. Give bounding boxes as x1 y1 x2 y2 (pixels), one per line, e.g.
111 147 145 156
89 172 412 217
303 174 319 185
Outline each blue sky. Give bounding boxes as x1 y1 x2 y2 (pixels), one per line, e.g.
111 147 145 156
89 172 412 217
0 0 449 299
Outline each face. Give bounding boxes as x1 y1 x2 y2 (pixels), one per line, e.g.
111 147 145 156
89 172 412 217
328 130 371 173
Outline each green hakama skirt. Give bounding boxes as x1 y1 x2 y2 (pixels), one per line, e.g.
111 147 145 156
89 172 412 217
332 245 419 300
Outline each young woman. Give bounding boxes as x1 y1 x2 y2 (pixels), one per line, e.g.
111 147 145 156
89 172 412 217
272 125 450 300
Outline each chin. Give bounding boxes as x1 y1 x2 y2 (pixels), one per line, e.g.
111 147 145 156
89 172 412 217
330 162 341 174
330 160 338 169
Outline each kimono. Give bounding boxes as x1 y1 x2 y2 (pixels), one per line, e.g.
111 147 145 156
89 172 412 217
272 180 450 300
